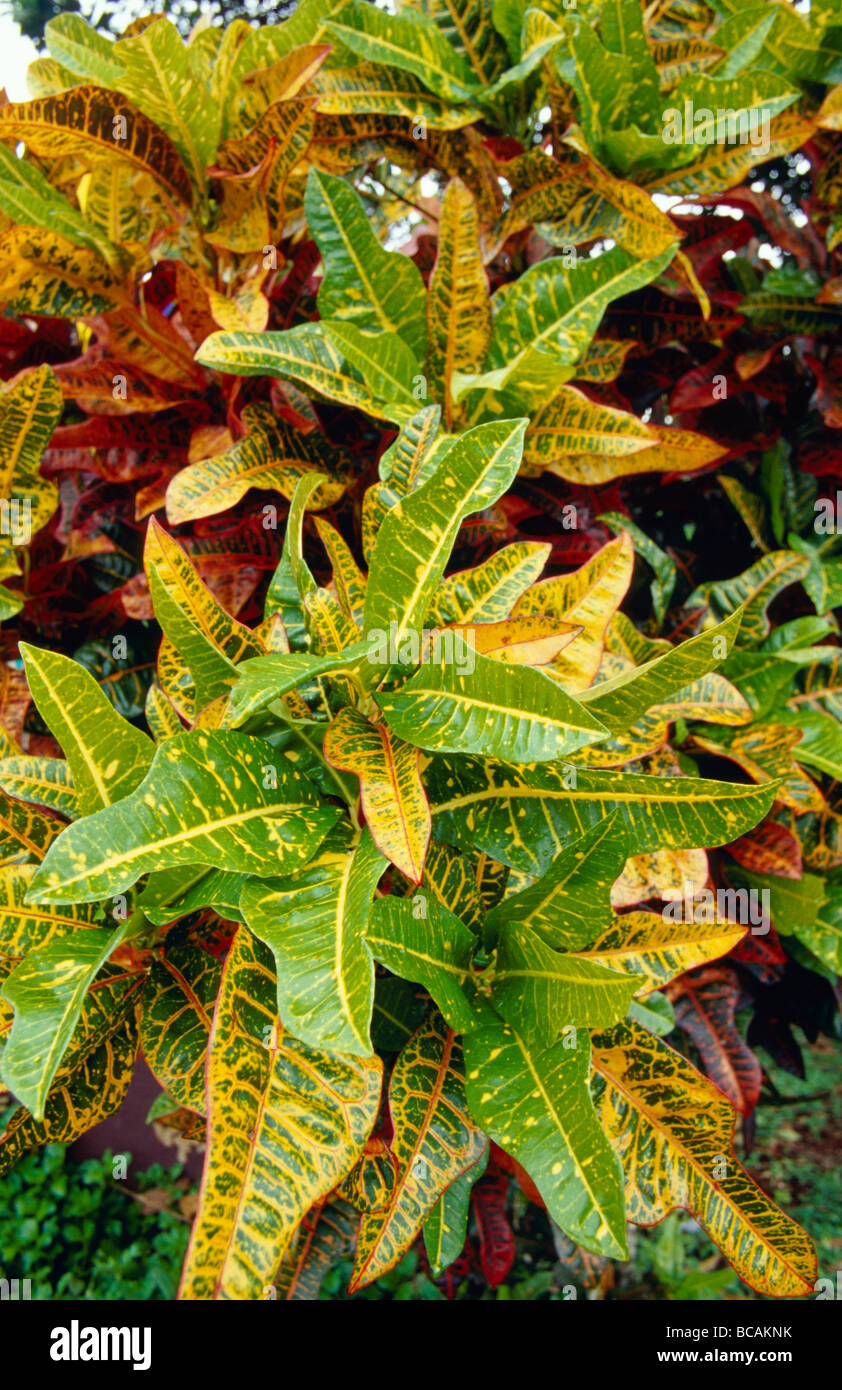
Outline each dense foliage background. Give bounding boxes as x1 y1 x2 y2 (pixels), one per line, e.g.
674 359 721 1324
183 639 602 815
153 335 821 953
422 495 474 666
0 0 840 1302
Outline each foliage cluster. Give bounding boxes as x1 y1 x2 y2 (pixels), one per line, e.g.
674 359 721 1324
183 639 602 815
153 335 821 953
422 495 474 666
0 1143 191 1299
0 0 840 1301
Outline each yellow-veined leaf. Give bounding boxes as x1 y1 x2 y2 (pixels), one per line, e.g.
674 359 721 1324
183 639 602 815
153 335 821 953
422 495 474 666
465 1017 628 1258
20 643 154 815
165 402 349 524
144 520 262 709
0 756 75 819
426 177 491 423
592 1020 817 1297
26 730 341 905
0 86 193 206
240 825 386 1057
349 1012 485 1291
180 926 381 1300
513 532 634 691
580 909 746 994
324 708 431 883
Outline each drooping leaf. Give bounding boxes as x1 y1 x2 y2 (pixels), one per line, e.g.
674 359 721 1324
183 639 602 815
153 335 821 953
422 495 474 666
166 402 349 524
349 1012 486 1291
0 971 140 1176
0 911 136 1118
377 637 609 762
180 926 382 1300
592 1020 817 1297
0 756 76 819
429 756 778 875
0 87 193 207
140 934 222 1113
464 1017 628 1258
667 964 762 1116
367 894 476 1031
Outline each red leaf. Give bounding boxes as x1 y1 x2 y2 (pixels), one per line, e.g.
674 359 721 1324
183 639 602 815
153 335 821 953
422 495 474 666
667 965 762 1115
727 821 802 879
472 1173 515 1289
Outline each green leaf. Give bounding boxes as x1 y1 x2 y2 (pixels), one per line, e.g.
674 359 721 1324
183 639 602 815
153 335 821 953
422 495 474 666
0 969 139 1175
464 1017 628 1258
363 418 527 646
427 540 551 626
417 0 509 83
20 644 154 816
227 641 372 726
367 894 476 1031
598 512 676 627
377 637 609 762
327 0 481 102
197 322 420 425
26 730 340 905
423 1146 488 1276
349 1012 486 1291
166 401 349 524
0 146 119 263
580 611 743 734
486 814 629 948
240 825 386 1057
144 520 262 710
113 16 219 191
138 864 247 926
491 919 641 1043
687 551 811 643
429 757 778 874
0 756 76 819
457 245 676 404
0 862 100 958
0 912 135 1119
0 365 62 560
304 167 427 361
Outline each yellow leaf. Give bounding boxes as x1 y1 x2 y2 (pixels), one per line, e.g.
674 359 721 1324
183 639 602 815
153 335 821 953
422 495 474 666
452 616 581 665
581 908 744 992
523 383 657 475
513 533 634 691
611 848 709 908
324 708 431 883
426 178 491 426
593 1021 817 1298
166 402 348 524
545 422 727 485
0 86 193 206
349 1013 485 1291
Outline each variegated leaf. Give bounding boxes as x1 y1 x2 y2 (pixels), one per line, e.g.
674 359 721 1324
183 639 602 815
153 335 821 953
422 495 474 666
349 1013 485 1291
180 926 381 1300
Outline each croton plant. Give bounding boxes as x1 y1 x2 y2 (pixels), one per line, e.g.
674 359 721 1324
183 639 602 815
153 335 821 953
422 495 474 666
0 0 840 1301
